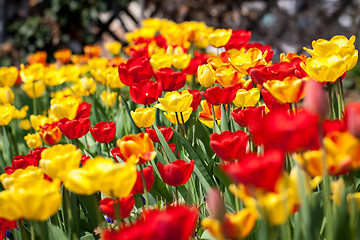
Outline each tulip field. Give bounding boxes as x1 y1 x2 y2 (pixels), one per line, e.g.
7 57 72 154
0 18 360 240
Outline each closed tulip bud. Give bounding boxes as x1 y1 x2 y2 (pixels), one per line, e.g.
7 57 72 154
100 90 118 107
50 96 81 120
58 117 91 140
0 66 18 87
130 107 156 128
304 80 329 119
24 133 42 149
18 119 31 130
172 53 191 69
90 121 116 143
39 123 62 145
208 29 232 48
198 64 215 88
233 88 260 107
0 104 15 126
344 102 360 138
157 159 194 186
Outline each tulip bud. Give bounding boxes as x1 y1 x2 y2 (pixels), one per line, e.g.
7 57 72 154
206 188 226 220
344 102 360 138
198 64 215 88
304 80 329 119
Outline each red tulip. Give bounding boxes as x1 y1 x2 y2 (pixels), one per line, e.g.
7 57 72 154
157 160 194 186
188 89 201 111
129 80 162 105
99 194 135 219
102 205 198 240
132 166 154 194
80 155 90 166
156 68 186 91
344 102 360 138
261 89 289 112
251 109 320 152
5 147 46 175
39 122 62 145
75 102 91 119
221 150 285 192
58 117 90 140
210 130 249 161
231 106 265 130
111 147 122 162
0 218 17 240
322 119 346 136
201 84 241 106
90 121 116 143
224 29 252 50
303 80 328 118
118 56 154 86
145 126 174 143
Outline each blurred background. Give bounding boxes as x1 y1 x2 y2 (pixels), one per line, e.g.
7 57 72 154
0 0 360 66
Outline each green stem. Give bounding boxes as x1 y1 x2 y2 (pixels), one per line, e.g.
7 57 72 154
175 112 183 137
140 165 149 207
336 80 342 118
105 142 111 158
30 220 35 240
113 197 121 223
211 105 218 128
327 83 334 120
1 126 9 166
180 112 187 138
340 78 345 108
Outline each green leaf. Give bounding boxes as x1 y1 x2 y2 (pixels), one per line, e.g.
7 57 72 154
121 96 142 134
154 125 177 162
220 104 229 131
48 224 68 240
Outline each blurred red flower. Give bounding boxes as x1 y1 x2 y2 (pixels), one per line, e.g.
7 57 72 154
99 194 135 219
231 106 265 130
58 117 90 140
145 126 174 143
75 102 91 119
131 165 154 194
157 159 194 186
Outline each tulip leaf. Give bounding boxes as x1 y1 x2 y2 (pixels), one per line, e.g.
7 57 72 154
120 96 142 134
154 125 177 162
92 94 110 122
220 104 229 131
149 172 173 202
48 224 68 240
172 130 216 187
77 194 103 233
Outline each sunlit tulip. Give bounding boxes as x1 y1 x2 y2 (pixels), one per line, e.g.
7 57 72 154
24 133 42 149
145 126 174 143
50 95 81 120
100 90 118 107
30 114 52 131
54 49 72 63
27 51 47 64
20 63 44 83
199 100 221 128
39 123 62 145
130 107 156 128
0 66 18 87
172 53 191 69
156 90 193 113
106 41 122 55
150 53 173 70
90 121 116 143
232 88 260 107
263 77 307 104
18 119 31 130
157 159 194 186
21 80 46 98
208 29 232 48
198 64 215 88
0 87 14 105
42 67 66 86
0 104 15 126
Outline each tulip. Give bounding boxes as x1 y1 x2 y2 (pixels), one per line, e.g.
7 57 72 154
197 64 215 88
21 80 46 98
18 119 31 130
42 67 66 86
105 41 122 55
0 104 15 126
24 133 42 149
231 106 265 130
208 29 232 48
201 84 241 106
20 63 44 83
322 119 346 135
39 144 82 181
39 122 62 145
344 102 360 138
0 218 17 239
228 48 268 74
145 126 174 143
4 153 39 175
58 117 91 140
261 89 289 112
224 29 252 50
99 195 135 219
75 102 91 119
157 159 194 186
101 205 198 240
183 52 210 75
132 165 154 194
188 89 201 111
156 68 186 91
54 49 72 63
118 56 154 86
14 106 29 119
164 107 193 124
0 66 18 87
71 77 96 96
156 90 193 113
303 80 329 118
90 121 116 143
232 88 260 107
199 100 221 128
84 45 101 58
221 150 284 192
210 130 249 161
30 114 52 131
172 53 191 69
263 77 307 104
50 95 81 120
150 53 173 71
131 107 156 128
117 133 156 164
129 80 163 105
215 65 245 88
0 87 14 105
100 90 118 107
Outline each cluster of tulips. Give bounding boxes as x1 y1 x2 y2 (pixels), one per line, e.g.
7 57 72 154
0 17 359 240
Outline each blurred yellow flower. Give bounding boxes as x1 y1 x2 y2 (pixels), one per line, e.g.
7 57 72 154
263 77 307 104
19 119 31 130
0 66 18 87
39 144 82 181
100 90 118 107
150 53 173 71
131 107 156 128
172 53 191 69
24 132 42 148
0 104 15 126
71 77 97 97
30 114 52 131
14 106 29 119
43 67 66 86
208 29 232 48
233 88 260 107
20 63 44 83
50 95 81 120
0 87 14 105
228 48 268 74
106 41 122 55
21 80 46 99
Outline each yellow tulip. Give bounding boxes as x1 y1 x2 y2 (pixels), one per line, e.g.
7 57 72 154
172 53 191 69
208 29 232 48
88 57 108 71
131 107 156 128
233 88 260 107
300 55 347 83
39 144 82 181
14 106 29 119
19 119 31 130
50 95 81 120
156 90 193 113
331 178 345 206
198 64 215 88
199 100 221 128
59 64 81 82
347 193 360 210
0 104 15 126
43 67 66 86
263 77 307 104
0 166 43 189
215 65 245 88
24 132 42 148
106 41 122 55
30 114 52 131
228 48 268 74
71 77 97 97
0 66 18 87
20 63 44 83
21 80 46 98
0 86 14 105
164 107 193 124
0 191 22 221
201 208 257 240
100 90 118 107
105 67 125 89
150 53 173 71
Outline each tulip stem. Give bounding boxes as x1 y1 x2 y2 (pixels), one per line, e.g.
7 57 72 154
211 105 218 128
140 165 149 207
105 143 111 158
3 126 14 160
30 220 35 240
340 78 345 108
175 112 183 136
175 186 179 204
113 197 122 223
336 80 343 118
180 112 187 137
327 83 334 120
